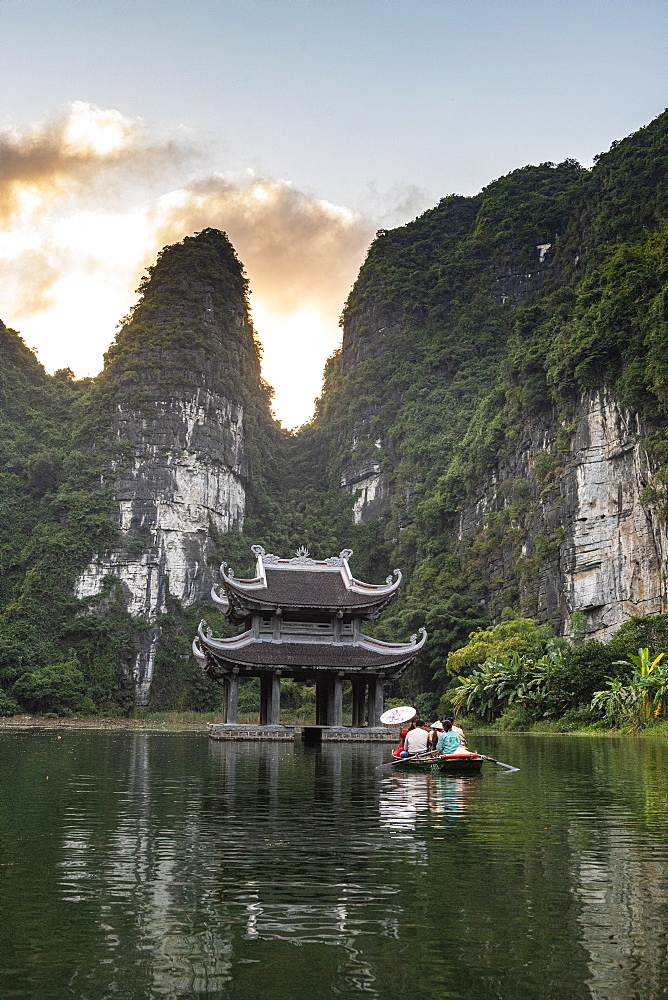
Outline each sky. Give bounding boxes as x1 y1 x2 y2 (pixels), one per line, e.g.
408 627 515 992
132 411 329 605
0 0 667 427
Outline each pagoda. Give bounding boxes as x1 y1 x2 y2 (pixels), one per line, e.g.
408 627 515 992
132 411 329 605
193 545 427 729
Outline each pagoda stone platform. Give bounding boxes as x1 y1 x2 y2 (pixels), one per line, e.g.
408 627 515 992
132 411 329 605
209 723 296 741
302 726 395 743
208 723 395 742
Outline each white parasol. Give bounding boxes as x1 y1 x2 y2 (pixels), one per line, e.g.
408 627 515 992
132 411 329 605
380 705 416 726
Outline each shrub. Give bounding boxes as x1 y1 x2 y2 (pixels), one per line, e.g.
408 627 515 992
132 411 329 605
613 614 668 653
237 678 260 713
0 688 20 716
591 677 642 728
436 683 461 721
546 641 633 710
491 704 535 731
591 648 668 729
279 679 302 710
557 705 603 730
12 660 85 716
451 649 564 722
415 691 439 721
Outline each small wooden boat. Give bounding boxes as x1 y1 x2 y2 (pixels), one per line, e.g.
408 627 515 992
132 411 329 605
392 752 484 774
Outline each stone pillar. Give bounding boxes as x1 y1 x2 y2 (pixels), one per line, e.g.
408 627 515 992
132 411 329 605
260 674 269 725
222 676 228 722
316 675 329 725
325 675 334 726
367 675 384 727
351 678 366 727
330 673 343 727
223 671 239 723
268 671 281 725
229 671 239 723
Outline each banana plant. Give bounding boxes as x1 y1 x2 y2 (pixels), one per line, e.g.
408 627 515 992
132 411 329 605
591 677 642 727
613 648 666 725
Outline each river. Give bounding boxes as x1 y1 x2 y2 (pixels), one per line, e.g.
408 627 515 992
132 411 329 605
0 730 666 999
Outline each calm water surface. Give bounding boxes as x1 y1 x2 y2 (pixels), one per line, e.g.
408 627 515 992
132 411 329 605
1 730 667 1000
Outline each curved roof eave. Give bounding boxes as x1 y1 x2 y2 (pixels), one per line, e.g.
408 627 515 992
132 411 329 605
210 586 230 612
348 568 402 596
358 626 427 655
192 637 207 667
197 620 254 651
217 569 403 612
196 621 428 667
219 560 266 592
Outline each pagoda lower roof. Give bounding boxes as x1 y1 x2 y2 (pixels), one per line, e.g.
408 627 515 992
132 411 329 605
194 624 427 673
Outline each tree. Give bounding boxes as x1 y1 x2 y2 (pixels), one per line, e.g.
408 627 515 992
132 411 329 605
13 660 86 715
445 618 555 675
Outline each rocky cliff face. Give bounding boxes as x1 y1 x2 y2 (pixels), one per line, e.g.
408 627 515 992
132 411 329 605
75 230 269 703
456 391 667 640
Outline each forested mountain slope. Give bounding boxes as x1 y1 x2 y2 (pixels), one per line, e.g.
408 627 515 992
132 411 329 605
306 109 668 691
0 231 278 713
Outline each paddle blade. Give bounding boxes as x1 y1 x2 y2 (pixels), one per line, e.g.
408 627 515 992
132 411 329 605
481 755 519 772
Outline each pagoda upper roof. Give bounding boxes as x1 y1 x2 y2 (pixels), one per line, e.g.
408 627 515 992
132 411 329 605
212 545 402 618
193 622 427 676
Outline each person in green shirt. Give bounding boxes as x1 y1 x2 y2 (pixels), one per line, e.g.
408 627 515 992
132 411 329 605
436 719 462 755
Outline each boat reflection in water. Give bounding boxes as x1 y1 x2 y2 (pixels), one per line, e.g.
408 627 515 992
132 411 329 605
379 772 482 835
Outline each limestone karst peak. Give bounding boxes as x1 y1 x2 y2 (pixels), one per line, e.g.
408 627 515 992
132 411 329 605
102 227 255 375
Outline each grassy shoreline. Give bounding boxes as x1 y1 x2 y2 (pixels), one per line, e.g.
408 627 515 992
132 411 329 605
1 712 668 739
455 714 668 739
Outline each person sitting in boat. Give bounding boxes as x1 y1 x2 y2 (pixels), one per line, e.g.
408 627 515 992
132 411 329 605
451 719 467 746
399 720 416 745
428 720 444 750
391 719 416 758
402 719 430 756
436 720 463 755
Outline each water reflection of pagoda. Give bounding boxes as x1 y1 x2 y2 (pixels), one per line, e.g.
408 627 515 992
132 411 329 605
193 545 426 734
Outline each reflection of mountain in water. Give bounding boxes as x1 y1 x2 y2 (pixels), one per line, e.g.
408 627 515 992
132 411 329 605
57 738 409 996
572 831 668 1000
566 742 668 1000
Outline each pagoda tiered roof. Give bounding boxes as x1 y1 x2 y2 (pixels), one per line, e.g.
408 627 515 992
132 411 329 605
212 545 402 620
193 622 427 678
195 543 427 728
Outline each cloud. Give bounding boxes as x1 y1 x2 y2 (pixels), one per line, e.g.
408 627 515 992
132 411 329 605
361 181 434 229
0 246 64 319
149 174 375 322
0 101 196 221
0 103 374 329
0 102 427 423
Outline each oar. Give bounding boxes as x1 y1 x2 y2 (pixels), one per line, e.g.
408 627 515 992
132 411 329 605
376 750 439 770
478 754 519 772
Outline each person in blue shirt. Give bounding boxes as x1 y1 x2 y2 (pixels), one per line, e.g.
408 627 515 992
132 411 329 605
436 719 462 755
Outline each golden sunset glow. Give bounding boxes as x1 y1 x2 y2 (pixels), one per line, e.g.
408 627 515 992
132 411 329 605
0 104 374 426
61 102 132 156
